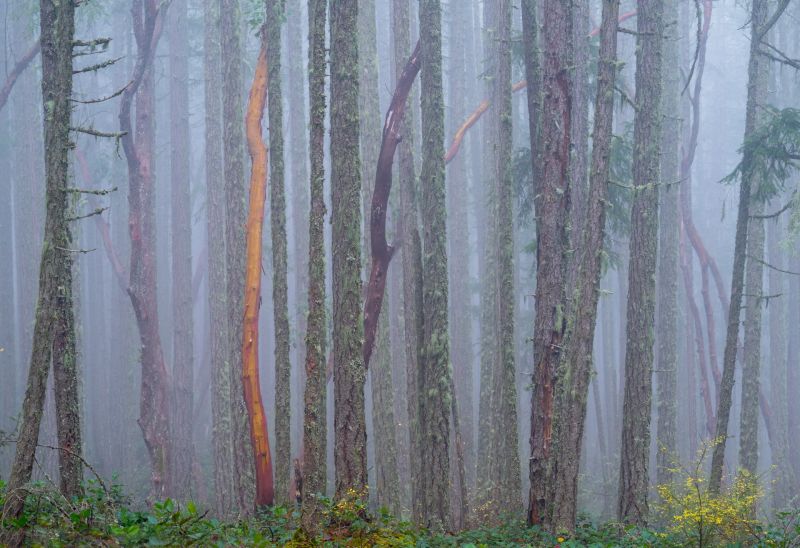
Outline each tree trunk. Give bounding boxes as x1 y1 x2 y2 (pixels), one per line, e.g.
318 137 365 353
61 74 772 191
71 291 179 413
242 36 274 508
169 0 195 501
527 0 573 526
546 0 620 532
393 0 424 524
220 0 256 512
300 0 328 534
709 0 769 493
120 0 173 499
3 0 81 529
618 0 664 525
655 0 681 487
204 0 235 516
418 0 451 531
330 0 367 499
266 0 292 507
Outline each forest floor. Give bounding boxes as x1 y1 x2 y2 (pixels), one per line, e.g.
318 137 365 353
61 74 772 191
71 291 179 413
2 480 799 546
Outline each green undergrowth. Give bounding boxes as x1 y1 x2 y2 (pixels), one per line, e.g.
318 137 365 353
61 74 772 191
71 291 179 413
1 480 799 547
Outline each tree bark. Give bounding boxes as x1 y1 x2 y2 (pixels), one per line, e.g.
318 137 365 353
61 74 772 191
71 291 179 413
527 0 573 527
655 0 681 487
220 0 256 512
168 0 194 501
418 0 451 530
618 0 664 525
204 0 235 516
300 0 328 534
393 0 424 524
330 0 367 499
120 0 173 498
3 0 81 529
266 0 292 507
242 35 274 508
709 0 769 494
546 0 620 532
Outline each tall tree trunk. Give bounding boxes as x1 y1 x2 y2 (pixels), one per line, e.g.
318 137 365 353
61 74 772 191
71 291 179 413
709 0 770 493
767 216 792 507
330 0 367 498
242 36 274 508
617 0 664 525
266 0 292 507
286 0 310 467
482 0 520 515
418 0 451 530
120 0 173 498
655 0 681 487
358 0 400 512
738 185 766 476
205 0 235 516
3 0 81 528
300 0 328 534
220 0 256 512
546 0 620 532
169 0 195 501
393 0 424 524
527 0 573 527
445 0 476 504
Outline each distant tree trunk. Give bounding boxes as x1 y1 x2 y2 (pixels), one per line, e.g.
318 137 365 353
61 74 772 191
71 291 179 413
418 0 451 531
3 0 81 527
300 0 328 534
481 0 520 515
204 0 235 516
220 0 256 512
169 0 195 501
546 0 620 532
0 40 40 113
393 0 424 524
285 0 310 467
655 0 681 487
445 0 476 504
618 0 664 525
738 179 766 476
527 0 573 527
266 0 292 507
568 0 590 257
242 35 274 508
120 0 173 498
709 0 770 493
330 0 367 499
358 0 400 513
767 216 793 507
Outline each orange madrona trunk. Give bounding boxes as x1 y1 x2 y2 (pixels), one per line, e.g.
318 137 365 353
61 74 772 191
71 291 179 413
242 31 274 508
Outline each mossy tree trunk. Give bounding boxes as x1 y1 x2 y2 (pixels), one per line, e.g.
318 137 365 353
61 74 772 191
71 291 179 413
205 0 236 516
618 0 664 526
300 0 328 534
220 0 256 512
418 0 452 531
266 0 292 507
4 0 82 528
546 0 620 532
330 0 367 499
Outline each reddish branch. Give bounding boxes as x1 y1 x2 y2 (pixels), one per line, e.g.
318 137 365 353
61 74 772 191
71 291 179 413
0 40 40 112
119 0 172 497
443 10 637 166
362 40 421 369
242 34 274 507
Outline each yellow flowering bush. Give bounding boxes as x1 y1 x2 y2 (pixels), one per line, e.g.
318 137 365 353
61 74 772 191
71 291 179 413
654 445 762 547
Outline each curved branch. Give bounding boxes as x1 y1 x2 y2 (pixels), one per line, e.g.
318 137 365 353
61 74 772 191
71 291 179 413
363 39 421 369
443 10 637 166
0 40 41 112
